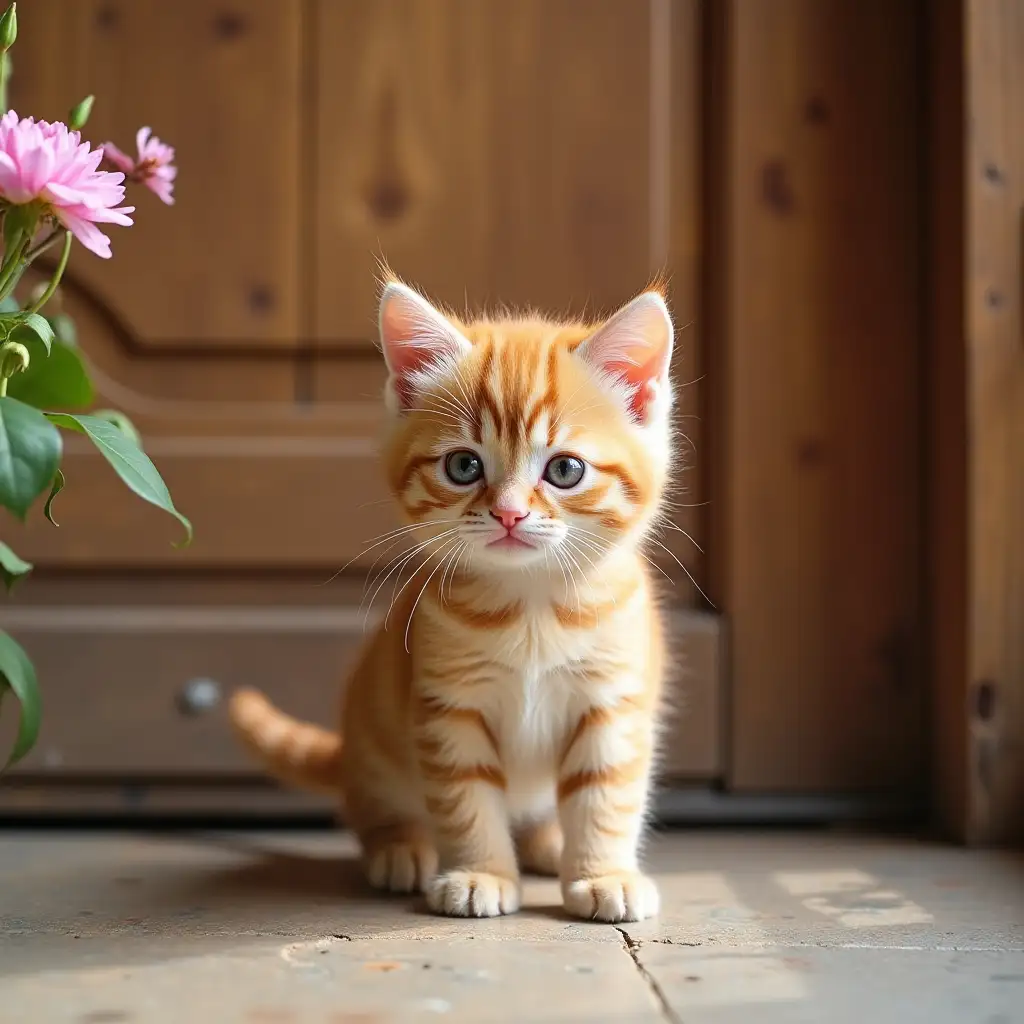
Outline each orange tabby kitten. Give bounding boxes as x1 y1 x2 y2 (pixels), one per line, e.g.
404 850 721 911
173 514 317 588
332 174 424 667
230 278 678 922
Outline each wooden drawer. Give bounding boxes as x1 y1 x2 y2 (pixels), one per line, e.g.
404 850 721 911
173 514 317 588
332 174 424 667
0 578 721 790
0 606 360 776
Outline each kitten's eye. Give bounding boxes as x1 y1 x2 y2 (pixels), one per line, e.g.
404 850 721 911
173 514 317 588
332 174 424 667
543 455 586 489
444 449 484 485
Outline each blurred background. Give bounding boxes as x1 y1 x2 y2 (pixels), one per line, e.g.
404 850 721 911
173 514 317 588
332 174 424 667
0 0 1018 845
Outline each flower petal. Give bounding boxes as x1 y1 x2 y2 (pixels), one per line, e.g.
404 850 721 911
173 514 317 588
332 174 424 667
55 208 113 258
147 178 175 205
101 142 134 174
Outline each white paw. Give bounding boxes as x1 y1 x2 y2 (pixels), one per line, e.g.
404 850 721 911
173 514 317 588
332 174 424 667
366 841 438 894
425 870 521 918
562 873 660 922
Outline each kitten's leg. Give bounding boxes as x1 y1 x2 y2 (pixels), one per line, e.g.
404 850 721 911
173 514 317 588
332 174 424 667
415 701 520 917
557 705 659 922
342 762 437 895
515 817 563 877
360 820 438 895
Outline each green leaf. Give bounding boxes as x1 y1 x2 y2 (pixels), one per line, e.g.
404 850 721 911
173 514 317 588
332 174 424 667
0 540 30 590
46 413 191 546
0 630 41 769
7 338 93 409
43 467 63 526
0 397 62 519
92 408 142 447
12 312 54 354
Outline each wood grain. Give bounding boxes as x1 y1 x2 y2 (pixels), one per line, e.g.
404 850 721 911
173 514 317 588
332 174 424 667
928 0 970 841
11 0 303 348
312 0 656 341
958 0 1024 843
711 0 925 792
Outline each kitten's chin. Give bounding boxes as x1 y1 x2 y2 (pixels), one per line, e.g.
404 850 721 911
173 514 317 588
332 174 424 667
472 536 552 571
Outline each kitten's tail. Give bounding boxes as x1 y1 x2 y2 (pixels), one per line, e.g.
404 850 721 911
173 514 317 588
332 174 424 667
228 688 343 794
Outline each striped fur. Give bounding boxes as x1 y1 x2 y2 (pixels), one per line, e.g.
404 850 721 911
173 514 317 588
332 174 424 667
230 278 679 923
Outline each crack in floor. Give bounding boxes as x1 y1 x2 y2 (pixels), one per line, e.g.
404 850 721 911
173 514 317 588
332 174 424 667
616 928 682 1024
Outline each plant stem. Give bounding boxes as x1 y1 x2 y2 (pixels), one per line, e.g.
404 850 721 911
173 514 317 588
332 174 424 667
26 230 71 314
0 230 26 301
0 53 8 115
23 228 62 263
0 377 7 398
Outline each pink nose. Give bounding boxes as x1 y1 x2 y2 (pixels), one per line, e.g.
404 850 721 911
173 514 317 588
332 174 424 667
490 506 529 531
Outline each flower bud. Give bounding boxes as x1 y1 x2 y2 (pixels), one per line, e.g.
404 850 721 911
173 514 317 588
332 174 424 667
0 4 16 54
0 339 30 379
68 94 94 131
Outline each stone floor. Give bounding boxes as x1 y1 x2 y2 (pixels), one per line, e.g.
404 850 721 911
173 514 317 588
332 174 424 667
0 828 1021 1023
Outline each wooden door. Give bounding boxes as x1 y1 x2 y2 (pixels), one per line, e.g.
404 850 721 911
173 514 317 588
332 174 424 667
929 0 1024 845
0 0 719 812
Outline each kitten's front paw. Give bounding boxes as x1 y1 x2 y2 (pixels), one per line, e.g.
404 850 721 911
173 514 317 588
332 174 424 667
562 872 660 922
426 870 521 918
366 839 438 894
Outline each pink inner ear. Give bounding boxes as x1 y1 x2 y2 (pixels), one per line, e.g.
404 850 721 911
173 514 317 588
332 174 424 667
378 283 470 409
580 292 674 423
618 350 667 421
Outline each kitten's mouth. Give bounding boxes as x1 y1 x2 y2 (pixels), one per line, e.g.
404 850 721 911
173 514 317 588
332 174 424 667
487 535 535 551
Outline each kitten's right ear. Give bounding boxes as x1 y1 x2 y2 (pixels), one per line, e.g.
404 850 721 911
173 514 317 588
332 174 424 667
378 282 472 412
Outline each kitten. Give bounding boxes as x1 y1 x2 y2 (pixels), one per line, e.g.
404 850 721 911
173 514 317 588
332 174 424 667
230 277 677 922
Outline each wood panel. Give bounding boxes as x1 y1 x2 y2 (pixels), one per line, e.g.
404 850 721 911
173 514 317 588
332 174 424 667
312 0 658 342
5 279 386 568
930 0 1024 844
928 0 971 843
711 0 925 791
11 0 303 348
0 578 721 781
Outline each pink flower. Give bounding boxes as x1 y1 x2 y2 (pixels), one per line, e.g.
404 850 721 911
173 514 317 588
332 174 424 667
0 110 134 259
102 127 176 206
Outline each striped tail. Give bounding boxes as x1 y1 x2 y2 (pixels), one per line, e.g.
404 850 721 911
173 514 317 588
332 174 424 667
228 689 343 793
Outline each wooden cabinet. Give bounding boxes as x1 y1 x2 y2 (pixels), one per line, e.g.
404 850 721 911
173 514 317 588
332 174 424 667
1 0 721 815
2 0 958 825
11 0 303 348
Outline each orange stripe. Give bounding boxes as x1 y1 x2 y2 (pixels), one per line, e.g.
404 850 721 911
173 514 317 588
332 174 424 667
403 498 448 516
417 468 457 505
416 698 501 757
600 511 631 531
557 758 645 801
424 791 462 818
562 483 612 515
554 576 640 629
591 461 642 502
594 821 630 838
420 760 507 789
544 344 561 446
559 706 614 765
443 594 523 629
399 454 439 494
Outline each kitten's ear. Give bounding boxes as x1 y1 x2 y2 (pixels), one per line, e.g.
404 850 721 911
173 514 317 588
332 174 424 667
378 282 472 411
578 291 674 425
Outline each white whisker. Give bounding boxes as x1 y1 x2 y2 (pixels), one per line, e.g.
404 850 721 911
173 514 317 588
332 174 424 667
404 538 462 653
648 537 714 607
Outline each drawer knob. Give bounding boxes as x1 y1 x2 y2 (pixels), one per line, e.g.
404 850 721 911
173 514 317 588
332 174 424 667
177 678 222 716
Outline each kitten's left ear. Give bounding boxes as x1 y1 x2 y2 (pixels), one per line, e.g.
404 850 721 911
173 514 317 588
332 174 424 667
578 292 674 425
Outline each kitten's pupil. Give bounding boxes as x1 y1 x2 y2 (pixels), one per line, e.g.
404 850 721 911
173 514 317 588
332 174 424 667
544 455 585 489
445 450 484 485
